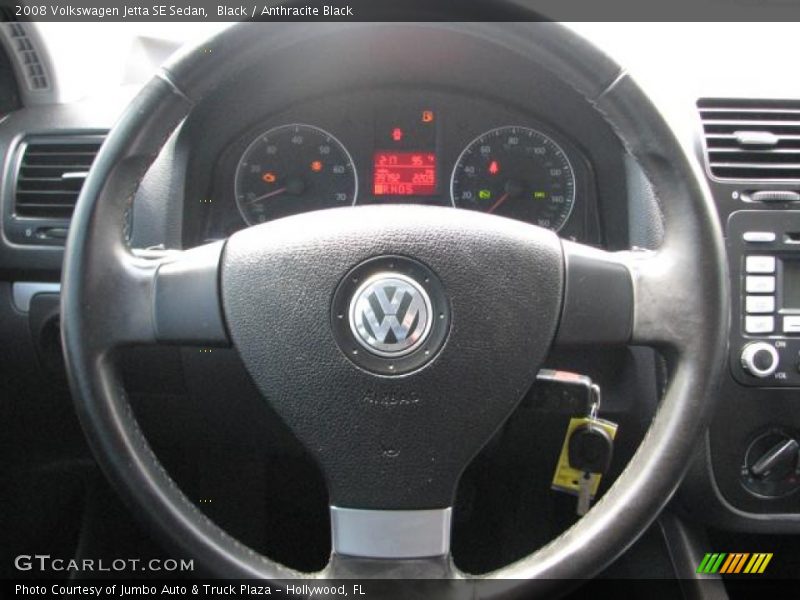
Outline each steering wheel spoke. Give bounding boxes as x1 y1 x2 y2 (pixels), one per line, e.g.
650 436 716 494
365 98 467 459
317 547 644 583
95 241 229 349
149 241 229 347
555 240 634 347
556 240 692 351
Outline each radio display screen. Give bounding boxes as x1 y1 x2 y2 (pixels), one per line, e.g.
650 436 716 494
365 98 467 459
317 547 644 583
783 260 800 309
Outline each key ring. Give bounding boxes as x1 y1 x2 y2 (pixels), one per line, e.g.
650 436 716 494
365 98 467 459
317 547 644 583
589 383 601 420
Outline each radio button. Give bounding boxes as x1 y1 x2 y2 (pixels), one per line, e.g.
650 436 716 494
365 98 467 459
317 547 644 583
745 315 774 334
746 276 776 293
783 316 800 334
746 255 776 274
746 295 775 314
743 231 776 243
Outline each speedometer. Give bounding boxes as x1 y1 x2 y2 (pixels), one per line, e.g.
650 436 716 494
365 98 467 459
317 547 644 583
235 124 357 225
450 126 575 231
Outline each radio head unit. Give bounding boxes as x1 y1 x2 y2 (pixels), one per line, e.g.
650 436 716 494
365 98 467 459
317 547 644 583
729 210 800 386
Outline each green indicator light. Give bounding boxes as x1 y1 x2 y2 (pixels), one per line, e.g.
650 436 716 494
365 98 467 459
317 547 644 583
478 189 492 200
533 191 547 199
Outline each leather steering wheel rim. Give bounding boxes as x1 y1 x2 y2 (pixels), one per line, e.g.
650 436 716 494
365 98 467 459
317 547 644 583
61 22 728 595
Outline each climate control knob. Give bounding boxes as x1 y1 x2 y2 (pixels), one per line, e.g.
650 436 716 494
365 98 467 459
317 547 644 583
741 342 779 378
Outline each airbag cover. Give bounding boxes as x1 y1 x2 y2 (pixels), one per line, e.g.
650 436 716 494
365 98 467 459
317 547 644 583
221 205 563 509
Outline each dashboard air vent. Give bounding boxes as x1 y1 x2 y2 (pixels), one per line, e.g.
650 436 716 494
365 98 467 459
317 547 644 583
3 22 49 91
699 98 800 181
14 135 104 219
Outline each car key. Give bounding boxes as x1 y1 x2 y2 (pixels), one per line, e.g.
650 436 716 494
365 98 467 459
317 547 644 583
568 422 614 515
571 385 615 515
550 378 618 515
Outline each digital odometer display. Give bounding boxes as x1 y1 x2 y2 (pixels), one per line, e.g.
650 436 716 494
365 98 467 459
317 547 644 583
450 126 576 231
366 107 439 201
373 151 436 196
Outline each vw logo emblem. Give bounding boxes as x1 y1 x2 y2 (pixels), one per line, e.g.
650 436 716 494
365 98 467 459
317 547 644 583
349 273 433 357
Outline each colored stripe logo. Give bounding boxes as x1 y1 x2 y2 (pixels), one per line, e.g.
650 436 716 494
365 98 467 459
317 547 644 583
697 552 773 574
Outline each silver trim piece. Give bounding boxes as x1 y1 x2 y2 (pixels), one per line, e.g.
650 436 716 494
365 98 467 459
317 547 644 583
61 171 89 180
12 282 61 312
734 130 778 147
743 231 777 243
330 506 451 559
750 190 800 203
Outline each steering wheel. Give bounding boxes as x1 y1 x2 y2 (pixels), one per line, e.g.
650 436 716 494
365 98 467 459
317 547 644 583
60 22 728 595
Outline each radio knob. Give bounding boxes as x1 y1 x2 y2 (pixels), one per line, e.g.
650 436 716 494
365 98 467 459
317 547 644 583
741 342 779 378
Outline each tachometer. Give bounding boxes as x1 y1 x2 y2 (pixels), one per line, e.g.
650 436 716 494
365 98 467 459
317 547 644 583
234 124 357 225
450 126 575 231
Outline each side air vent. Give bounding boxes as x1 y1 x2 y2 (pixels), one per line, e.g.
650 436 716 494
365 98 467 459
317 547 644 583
699 98 800 181
14 135 104 219
3 22 49 91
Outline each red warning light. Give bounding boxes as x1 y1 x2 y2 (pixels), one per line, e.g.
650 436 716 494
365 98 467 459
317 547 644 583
310 160 323 172
421 110 434 123
488 160 500 175
392 127 403 142
262 172 277 183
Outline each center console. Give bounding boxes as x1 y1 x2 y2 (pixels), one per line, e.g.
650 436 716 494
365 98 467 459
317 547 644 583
688 98 800 529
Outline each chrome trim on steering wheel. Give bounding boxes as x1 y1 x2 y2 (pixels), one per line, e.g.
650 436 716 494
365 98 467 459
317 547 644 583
330 506 452 559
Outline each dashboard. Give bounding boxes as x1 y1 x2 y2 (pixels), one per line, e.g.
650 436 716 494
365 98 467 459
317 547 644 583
187 88 599 246
5 21 800 582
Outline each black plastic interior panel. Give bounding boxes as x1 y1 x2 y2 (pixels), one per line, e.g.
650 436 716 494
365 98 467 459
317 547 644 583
0 43 20 118
709 378 800 516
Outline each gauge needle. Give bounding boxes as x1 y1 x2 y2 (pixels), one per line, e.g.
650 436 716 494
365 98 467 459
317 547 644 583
248 186 287 204
487 192 509 214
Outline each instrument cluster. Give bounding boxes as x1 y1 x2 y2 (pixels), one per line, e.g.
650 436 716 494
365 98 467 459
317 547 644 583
191 89 599 245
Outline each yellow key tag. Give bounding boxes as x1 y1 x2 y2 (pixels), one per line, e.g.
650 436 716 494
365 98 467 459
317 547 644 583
551 416 618 498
